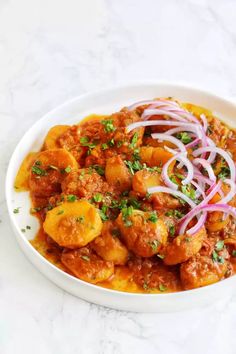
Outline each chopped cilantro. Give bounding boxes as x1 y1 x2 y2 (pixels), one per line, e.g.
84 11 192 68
30 207 41 213
99 205 109 221
101 119 116 133
67 194 77 202
26 225 31 230
35 160 41 165
159 284 167 292
108 139 115 147
57 210 64 215
91 165 105 176
170 175 178 185
122 206 133 227
181 184 196 201
31 165 47 176
13 207 20 214
130 132 139 149
64 166 72 173
80 136 96 150
218 166 230 180
148 239 160 251
124 160 143 175
169 224 175 237
215 240 224 251
143 282 149 290
175 173 185 180
232 250 236 257
212 250 224 263
93 193 103 203
176 132 192 144
101 143 108 150
165 210 184 219
129 197 141 209
147 211 158 223
21 228 26 233
117 141 123 148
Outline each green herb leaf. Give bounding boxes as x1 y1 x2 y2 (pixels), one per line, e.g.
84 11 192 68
215 240 224 251
232 250 236 257
101 143 108 150
64 166 72 173
101 119 116 133
169 224 175 237
108 139 115 147
67 194 77 202
148 239 160 251
93 193 103 203
176 132 192 144
13 207 20 214
99 205 109 221
147 211 158 223
91 165 105 176
218 166 230 180
76 216 85 223
159 284 167 292
57 210 64 215
181 184 196 201
26 225 31 230
130 132 139 149
165 210 184 219
31 165 47 176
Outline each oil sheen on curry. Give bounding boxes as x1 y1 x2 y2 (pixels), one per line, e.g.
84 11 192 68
15 98 236 293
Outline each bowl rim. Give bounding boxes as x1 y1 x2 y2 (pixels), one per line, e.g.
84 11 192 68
5 80 236 299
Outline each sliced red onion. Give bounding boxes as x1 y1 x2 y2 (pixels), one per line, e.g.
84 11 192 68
126 120 197 133
180 203 236 235
179 181 222 225
147 186 196 208
193 157 216 183
206 137 216 164
165 126 202 138
142 109 188 122
200 114 208 132
186 213 207 235
161 153 194 190
126 100 156 111
219 179 236 204
151 133 186 153
193 147 236 182
185 138 201 149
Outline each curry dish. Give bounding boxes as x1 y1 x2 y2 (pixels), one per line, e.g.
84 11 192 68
15 98 236 293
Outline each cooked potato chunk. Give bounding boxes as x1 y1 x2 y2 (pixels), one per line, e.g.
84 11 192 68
29 149 78 197
163 227 206 265
14 152 38 191
105 155 132 192
43 125 70 150
91 221 129 265
140 146 173 167
43 201 102 248
117 209 168 257
61 247 114 284
132 169 161 197
180 255 228 290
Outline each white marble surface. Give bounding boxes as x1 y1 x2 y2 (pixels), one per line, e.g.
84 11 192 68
1 0 236 353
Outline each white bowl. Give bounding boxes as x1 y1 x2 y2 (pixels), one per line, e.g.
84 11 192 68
5 82 236 312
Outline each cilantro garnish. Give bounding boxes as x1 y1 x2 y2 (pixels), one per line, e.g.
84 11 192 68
93 193 103 203
147 211 158 223
67 194 77 202
165 210 184 219
81 255 90 262
181 184 196 201
130 132 139 149
31 165 47 176
176 132 192 144
215 240 224 251
148 239 160 251
101 119 116 133
218 166 230 180
159 284 167 292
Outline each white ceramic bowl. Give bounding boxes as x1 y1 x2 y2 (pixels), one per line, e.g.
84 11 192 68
5 82 236 312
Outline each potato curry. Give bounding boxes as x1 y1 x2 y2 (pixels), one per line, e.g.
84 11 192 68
15 98 236 293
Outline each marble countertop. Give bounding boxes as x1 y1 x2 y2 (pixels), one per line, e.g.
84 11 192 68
1 0 236 353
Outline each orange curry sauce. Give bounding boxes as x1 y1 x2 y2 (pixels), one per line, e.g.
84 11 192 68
15 103 236 293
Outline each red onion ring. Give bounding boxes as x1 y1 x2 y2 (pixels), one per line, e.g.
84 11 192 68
147 186 196 208
193 157 216 183
142 109 188 122
193 146 236 182
151 133 187 153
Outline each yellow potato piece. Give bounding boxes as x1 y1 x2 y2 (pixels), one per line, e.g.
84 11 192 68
105 155 132 192
43 125 70 150
43 201 102 248
140 146 173 167
14 152 38 191
132 169 161 197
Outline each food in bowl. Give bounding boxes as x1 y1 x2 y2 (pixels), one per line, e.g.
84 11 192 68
14 97 236 293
